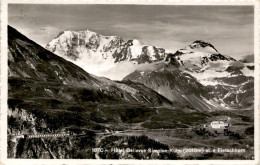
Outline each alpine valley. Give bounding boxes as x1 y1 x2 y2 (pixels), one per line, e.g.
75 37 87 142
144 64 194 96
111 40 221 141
8 26 254 159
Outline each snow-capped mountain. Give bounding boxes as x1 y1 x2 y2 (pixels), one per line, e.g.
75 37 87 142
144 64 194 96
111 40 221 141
46 30 166 78
167 40 253 85
153 40 254 110
171 40 235 71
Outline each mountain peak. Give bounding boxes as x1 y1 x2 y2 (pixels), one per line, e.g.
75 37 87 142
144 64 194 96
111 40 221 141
193 40 212 45
189 40 218 53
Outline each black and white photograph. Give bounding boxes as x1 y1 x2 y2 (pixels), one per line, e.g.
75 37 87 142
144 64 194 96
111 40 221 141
2 1 259 162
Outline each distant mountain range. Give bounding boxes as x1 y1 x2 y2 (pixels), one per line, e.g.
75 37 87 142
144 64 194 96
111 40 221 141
46 29 254 110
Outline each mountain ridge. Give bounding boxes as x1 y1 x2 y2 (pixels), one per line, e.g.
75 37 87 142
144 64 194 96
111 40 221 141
46 29 166 63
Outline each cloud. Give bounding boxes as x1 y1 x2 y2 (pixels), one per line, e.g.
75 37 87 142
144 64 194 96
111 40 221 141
97 61 165 80
239 54 254 63
97 61 137 80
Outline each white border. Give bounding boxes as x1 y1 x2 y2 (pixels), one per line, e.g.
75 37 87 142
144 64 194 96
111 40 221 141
254 0 260 163
2 0 257 5
1 0 259 165
1 0 8 163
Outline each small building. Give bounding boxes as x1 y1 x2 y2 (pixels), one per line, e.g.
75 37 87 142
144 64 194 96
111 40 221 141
16 135 25 139
210 121 229 129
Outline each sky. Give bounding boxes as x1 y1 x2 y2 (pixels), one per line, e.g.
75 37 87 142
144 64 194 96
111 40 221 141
8 4 254 59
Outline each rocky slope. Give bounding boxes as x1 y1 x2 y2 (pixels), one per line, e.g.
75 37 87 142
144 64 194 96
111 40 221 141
124 65 223 111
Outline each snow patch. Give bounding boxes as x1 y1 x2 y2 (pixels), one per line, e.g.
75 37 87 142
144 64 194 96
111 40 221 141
241 66 254 77
129 39 145 59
